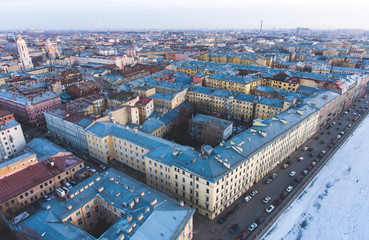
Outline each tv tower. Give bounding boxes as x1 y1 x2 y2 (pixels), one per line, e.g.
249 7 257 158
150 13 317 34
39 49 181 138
260 20 263 33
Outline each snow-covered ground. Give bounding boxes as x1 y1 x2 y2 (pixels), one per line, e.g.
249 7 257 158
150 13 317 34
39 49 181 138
262 116 369 240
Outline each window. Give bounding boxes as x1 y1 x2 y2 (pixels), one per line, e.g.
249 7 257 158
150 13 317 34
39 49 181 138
78 218 83 225
76 211 81 217
85 205 90 210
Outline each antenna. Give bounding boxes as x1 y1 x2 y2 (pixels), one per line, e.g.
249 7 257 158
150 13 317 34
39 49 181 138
260 20 263 33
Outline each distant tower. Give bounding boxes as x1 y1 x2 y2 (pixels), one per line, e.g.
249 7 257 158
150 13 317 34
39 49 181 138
17 35 33 70
260 20 263 33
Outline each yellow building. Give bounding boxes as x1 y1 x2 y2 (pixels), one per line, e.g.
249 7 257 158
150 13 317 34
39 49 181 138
205 74 262 95
0 155 84 214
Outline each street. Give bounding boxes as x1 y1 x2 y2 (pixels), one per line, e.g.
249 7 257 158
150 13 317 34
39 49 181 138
193 94 369 240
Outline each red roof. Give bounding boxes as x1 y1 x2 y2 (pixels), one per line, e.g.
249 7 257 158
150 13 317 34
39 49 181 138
136 96 152 106
288 77 300 84
0 155 83 203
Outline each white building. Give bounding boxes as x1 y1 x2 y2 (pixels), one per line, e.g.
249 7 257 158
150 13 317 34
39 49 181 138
16 35 33 70
0 111 26 161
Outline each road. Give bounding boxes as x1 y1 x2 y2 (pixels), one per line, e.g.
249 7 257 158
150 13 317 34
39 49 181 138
193 94 369 240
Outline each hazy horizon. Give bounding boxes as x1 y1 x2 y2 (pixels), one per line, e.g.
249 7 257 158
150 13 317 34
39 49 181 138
0 0 368 31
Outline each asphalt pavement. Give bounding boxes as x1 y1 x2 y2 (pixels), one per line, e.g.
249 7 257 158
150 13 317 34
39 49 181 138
193 94 369 240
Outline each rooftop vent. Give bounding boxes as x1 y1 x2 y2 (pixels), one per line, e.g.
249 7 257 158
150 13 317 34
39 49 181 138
145 206 151 212
180 200 185 207
98 186 104 192
66 204 72 210
127 214 133 223
150 199 157 206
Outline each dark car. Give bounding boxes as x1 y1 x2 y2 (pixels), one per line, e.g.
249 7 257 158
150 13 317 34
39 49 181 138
218 216 228 224
229 224 239 234
32 201 41 209
271 173 278 179
291 181 298 187
274 198 282 205
256 216 265 224
280 191 289 199
294 175 303 183
227 210 236 218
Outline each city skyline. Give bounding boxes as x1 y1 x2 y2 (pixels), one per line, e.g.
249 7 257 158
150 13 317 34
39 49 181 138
0 0 368 30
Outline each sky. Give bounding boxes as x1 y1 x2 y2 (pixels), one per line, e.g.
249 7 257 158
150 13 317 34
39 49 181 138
0 0 368 30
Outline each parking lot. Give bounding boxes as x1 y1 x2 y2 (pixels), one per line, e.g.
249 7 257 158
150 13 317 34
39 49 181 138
193 94 369 240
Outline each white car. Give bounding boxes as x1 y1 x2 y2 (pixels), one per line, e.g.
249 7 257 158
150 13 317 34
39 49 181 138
337 135 342 139
244 195 252 202
303 147 308 151
91 168 97 173
65 182 72 189
286 186 293 192
298 157 304 162
44 195 51 202
290 171 296 177
248 223 258 232
263 196 271 204
266 205 275 213
250 190 258 196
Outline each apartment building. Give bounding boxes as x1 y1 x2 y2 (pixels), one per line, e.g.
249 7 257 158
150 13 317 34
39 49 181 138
0 155 84 215
84 104 319 219
106 91 139 109
189 114 233 146
135 96 154 124
0 110 26 160
16 168 195 240
205 73 262 95
0 90 61 127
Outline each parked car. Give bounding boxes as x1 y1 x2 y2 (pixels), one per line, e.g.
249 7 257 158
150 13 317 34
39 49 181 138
70 181 77 186
244 195 252 202
238 230 250 240
264 178 272 184
311 161 317 166
282 163 289 169
226 210 236 218
271 173 278 179
229 224 240 234
256 216 265 224
250 190 258 196
65 182 72 189
280 191 289 199
337 135 342 139
303 147 308 151
99 164 106 170
263 196 271 204
307 166 313 171
91 168 97 173
291 181 298 187
286 186 293 192
218 216 227 224
44 195 51 202
303 169 309 175
290 171 296 177
266 205 275 213
298 157 304 162
274 198 282 205
248 223 258 231
294 175 303 183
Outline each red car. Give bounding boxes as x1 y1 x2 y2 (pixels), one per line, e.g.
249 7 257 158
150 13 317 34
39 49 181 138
237 230 250 240
307 166 313 171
